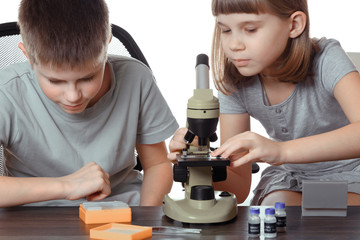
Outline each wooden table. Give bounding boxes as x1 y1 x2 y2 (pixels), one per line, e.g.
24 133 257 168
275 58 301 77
0 206 359 239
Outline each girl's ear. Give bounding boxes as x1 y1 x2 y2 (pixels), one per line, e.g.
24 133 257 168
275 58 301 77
289 11 306 39
18 42 31 63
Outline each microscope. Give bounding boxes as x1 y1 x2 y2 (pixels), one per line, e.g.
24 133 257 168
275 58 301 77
163 54 238 223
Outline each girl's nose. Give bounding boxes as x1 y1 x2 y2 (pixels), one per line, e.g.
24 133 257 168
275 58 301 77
229 34 246 51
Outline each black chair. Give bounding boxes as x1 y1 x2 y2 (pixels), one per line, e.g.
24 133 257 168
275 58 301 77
0 21 146 173
0 21 150 70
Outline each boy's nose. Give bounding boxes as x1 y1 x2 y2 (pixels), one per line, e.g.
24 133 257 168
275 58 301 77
65 85 82 103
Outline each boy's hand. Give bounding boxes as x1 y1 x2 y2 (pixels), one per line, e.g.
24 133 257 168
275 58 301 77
59 162 111 201
211 131 285 167
167 127 198 162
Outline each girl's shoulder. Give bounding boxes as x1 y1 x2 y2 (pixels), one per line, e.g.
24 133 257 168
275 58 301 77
313 37 343 58
315 37 339 47
311 37 356 93
312 37 352 69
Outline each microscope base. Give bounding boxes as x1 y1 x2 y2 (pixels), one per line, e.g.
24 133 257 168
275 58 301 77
163 191 237 223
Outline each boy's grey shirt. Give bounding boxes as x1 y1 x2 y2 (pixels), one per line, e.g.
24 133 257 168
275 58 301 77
0 55 179 206
218 38 360 204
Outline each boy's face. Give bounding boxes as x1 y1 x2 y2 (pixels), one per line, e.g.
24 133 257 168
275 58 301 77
33 61 109 114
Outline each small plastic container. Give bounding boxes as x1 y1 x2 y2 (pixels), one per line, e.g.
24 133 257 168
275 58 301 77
275 202 287 232
79 201 131 224
264 208 277 238
90 223 152 240
248 207 261 238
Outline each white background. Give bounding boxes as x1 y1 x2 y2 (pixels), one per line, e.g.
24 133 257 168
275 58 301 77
1 0 360 205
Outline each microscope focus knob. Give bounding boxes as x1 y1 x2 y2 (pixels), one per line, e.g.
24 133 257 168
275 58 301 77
190 185 215 200
173 164 188 183
209 132 218 142
212 166 227 182
184 130 195 144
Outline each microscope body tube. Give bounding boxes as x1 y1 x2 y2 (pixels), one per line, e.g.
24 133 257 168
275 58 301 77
195 54 210 89
196 65 210 89
185 54 219 148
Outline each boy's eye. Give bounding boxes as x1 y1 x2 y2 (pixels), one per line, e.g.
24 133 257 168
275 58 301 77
49 79 63 84
47 76 94 84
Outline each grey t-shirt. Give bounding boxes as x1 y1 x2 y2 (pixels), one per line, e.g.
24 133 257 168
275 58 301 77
218 38 360 203
0 55 179 206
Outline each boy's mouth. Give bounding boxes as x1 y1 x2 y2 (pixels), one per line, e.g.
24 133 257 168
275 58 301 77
61 103 85 112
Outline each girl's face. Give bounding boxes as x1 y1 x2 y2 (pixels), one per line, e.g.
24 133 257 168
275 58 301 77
217 12 293 76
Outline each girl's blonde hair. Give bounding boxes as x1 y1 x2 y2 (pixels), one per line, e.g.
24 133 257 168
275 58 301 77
18 0 111 69
211 0 318 94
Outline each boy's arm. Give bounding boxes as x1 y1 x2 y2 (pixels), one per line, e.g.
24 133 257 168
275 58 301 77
136 141 172 206
0 162 111 207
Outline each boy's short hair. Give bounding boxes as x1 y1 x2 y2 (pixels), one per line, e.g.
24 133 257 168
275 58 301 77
18 0 111 69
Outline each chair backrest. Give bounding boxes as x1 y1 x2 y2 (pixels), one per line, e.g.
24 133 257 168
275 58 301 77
348 52 360 71
0 22 148 175
0 22 26 70
0 145 4 176
0 22 150 70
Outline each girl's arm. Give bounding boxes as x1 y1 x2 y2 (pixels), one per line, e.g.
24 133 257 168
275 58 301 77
212 71 360 166
282 71 360 163
213 113 252 204
136 141 172 206
0 162 111 207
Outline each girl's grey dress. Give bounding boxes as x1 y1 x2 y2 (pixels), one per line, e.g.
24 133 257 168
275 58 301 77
218 38 360 205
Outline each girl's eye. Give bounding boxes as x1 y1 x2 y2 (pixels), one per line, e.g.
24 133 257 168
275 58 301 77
245 28 257 33
218 26 231 34
221 27 231 33
82 76 94 82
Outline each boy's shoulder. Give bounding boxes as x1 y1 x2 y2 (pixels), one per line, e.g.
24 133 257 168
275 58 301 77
0 62 33 86
107 54 150 72
107 55 155 88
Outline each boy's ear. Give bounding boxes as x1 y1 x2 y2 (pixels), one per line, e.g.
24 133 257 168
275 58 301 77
18 42 30 63
289 11 306 39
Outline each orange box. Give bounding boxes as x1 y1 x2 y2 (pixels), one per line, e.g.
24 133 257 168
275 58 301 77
79 201 131 224
90 223 152 240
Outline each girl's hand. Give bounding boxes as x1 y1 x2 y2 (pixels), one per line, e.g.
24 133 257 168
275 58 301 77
59 162 111 201
211 131 285 167
167 127 198 162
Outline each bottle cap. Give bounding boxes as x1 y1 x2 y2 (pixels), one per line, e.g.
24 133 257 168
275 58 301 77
249 207 260 214
275 202 286 209
265 208 275 215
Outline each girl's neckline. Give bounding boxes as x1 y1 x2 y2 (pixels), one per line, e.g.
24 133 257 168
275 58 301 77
259 77 297 106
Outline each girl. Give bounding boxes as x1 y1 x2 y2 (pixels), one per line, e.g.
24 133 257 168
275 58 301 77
168 0 360 206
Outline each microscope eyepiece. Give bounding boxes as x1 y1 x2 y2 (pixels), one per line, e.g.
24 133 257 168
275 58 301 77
196 54 209 68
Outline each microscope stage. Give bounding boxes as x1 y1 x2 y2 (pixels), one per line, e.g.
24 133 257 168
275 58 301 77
176 154 230 167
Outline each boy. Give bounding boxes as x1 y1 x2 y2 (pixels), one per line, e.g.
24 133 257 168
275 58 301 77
0 0 178 207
